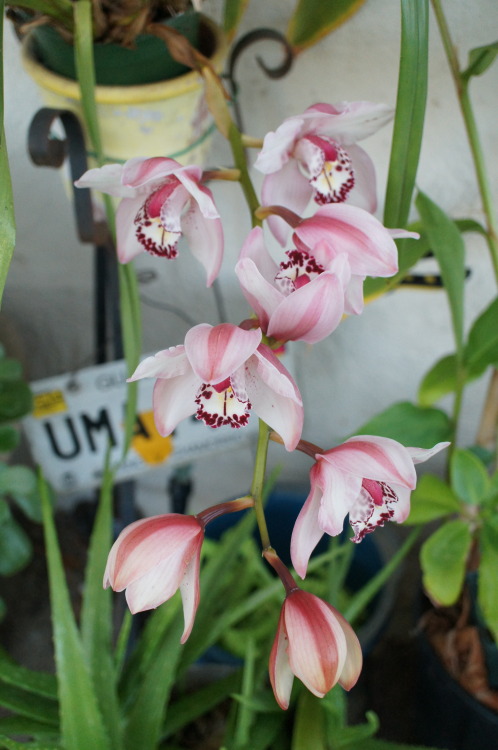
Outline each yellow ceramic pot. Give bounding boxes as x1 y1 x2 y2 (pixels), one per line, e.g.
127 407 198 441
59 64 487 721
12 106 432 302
22 17 227 168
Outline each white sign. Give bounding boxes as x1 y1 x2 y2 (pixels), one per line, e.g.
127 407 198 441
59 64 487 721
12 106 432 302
22 357 257 493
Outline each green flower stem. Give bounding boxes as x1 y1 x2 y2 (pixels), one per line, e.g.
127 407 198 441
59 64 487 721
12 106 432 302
251 419 272 549
73 0 141 457
431 0 498 282
228 121 262 227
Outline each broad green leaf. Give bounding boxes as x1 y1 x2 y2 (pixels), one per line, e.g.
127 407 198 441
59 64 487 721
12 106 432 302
0 648 57 699
286 0 367 53
421 520 472 605
0 425 19 452
405 473 461 525
450 448 489 505
478 517 498 641
0 357 22 381
0 380 32 423
39 471 110 750
384 0 428 229
0 465 37 497
292 691 326 750
80 464 121 750
465 297 498 373
416 192 466 357
224 0 250 41
418 354 459 406
455 218 487 236
0 517 32 575
462 41 498 80
353 401 452 448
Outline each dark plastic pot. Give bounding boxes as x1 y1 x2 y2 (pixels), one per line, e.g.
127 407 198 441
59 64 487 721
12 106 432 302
205 486 399 654
30 12 202 85
416 630 498 750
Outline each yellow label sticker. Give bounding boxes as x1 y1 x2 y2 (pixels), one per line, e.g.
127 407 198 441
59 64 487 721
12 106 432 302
132 410 174 465
33 390 68 418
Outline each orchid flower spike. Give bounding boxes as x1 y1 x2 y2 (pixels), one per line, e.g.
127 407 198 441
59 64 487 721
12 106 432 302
291 436 450 578
75 157 223 285
104 513 204 643
235 227 350 344
128 323 303 451
254 101 393 245
264 549 362 709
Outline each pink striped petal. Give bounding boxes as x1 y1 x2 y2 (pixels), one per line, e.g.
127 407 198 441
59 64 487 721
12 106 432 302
175 169 220 219
254 117 305 173
269 607 295 710
179 536 203 643
122 156 194 188
239 227 279 284
261 160 312 246
116 195 148 263
290 469 325 579
325 435 418 489
181 201 224 287
125 552 188 613
75 163 135 198
299 101 394 144
235 257 284 330
152 369 200 436
344 143 377 213
407 442 450 464
185 324 261 385
128 346 190 382
331 606 363 690
317 460 363 537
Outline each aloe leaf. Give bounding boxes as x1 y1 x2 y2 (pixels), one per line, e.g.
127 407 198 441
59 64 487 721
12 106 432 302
291 691 326 749
0 648 57 699
286 0 367 53
39 470 110 750
0 683 59 726
80 464 122 750
384 0 428 229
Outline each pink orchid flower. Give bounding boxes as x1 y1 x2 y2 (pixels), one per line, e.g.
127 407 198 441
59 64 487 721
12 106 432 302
270 587 362 709
254 101 393 245
75 157 223 285
104 513 203 643
267 203 417 315
235 227 350 344
291 436 449 578
128 323 303 451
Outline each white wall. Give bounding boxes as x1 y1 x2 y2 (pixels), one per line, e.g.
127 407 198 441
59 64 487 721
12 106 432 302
3 1 498 514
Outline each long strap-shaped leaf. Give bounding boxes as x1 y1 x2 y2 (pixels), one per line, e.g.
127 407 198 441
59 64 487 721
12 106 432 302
39 471 110 750
80 463 122 750
384 0 429 229
0 0 16 308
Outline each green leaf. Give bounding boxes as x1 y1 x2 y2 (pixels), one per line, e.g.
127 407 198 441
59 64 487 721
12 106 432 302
384 0 428 228
462 41 498 80
350 739 443 750
0 715 59 741
0 516 32 575
465 297 498 373
0 737 60 750
0 380 33 423
223 0 250 41
416 192 466 357
0 130 16 309
353 401 452 448
0 357 22 382
418 354 459 406
0 681 59 726
478 517 498 641
0 647 57 699
39 470 110 750
0 425 19 452
405 473 461 525
0 464 37 496
363 233 430 302
80 464 121 750
286 0 367 52
421 520 472 605
450 448 489 505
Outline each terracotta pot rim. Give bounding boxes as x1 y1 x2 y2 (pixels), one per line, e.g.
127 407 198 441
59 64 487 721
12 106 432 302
21 15 227 104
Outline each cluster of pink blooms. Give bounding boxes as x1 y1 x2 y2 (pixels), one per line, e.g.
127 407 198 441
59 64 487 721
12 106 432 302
78 101 448 709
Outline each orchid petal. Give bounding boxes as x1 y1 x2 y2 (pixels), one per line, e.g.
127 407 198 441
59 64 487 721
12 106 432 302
344 143 377 213
235 257 284 331
245 346 303 451
179 537 203 643
239 227 279 284
389 484 412 523
317 461 363 537
115 196 149 263
185 324 261 385
332 607 363 690
152 369 200 436
267 271 344 344
299 101 394 144
285 591 346 697
74 163 135 198
254 117 305 173
290 470 325 579
261 160 312 246
294 204 398 278
326 435 418 488
269 608 295 710
122 156 187 188
125 553 187 613
175 170 220 219
407 442 450 464
181 202 224 286
158 182 189 233
344 275 366 315
128 346 190 382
